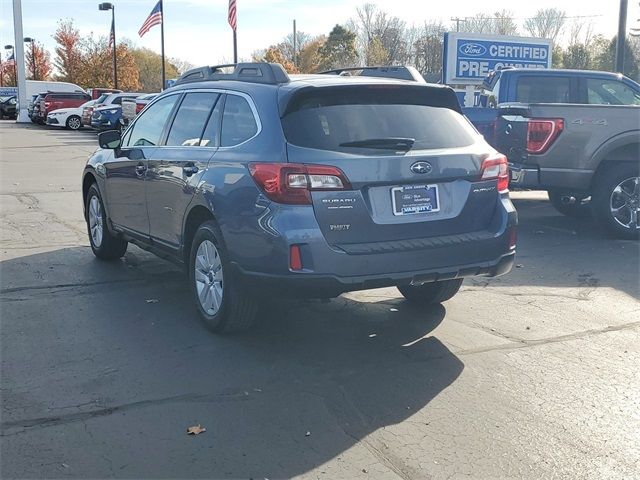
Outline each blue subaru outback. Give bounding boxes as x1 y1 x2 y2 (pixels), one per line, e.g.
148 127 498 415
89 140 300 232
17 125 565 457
82 63 517 332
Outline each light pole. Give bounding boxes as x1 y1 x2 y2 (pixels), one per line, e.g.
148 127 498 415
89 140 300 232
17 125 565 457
99 2 117 89
4 45 17 84
23 37 35 80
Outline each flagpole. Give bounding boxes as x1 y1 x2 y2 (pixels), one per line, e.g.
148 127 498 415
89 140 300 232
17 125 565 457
233 30 237 63
160 0 166 89
112 8 118 89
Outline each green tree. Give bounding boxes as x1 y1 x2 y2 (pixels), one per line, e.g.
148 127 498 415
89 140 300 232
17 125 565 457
596 36 639 80
130 47 179 92
318 25 358 71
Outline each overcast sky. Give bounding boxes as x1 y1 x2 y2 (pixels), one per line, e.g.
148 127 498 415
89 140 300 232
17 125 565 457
1 0 639 67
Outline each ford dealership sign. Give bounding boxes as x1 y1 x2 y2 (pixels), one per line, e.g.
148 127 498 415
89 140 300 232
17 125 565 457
444 32 552 85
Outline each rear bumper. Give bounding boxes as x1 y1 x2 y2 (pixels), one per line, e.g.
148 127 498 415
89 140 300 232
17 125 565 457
509 162 593 192
234 252 515 298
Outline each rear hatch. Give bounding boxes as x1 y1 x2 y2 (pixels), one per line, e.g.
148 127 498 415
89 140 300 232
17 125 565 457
280 84 505 246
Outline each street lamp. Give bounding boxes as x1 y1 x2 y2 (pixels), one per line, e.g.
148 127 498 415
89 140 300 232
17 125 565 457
23 37 36 80
4 45 16 86
98 2 118 89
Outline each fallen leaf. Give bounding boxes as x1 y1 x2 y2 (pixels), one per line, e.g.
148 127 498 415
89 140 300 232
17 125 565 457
61 463 69 469
187 424 206 435
305 431 311 437
368 333 377 338
516 264 524 268
145 299 159 304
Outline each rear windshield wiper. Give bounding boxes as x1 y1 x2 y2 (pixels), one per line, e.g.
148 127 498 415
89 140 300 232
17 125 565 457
339 137 415 151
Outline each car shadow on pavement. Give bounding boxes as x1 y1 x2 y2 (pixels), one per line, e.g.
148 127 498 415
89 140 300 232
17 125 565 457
1 247 464 479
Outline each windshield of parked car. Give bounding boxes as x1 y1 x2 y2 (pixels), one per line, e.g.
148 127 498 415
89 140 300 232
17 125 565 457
282 86 478 153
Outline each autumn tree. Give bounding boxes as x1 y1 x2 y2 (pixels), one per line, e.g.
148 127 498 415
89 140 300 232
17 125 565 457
53 19 83 82
253 46 299 73
278 31 312 65
25 41 52 80
130 47 178 91
74 36 139 90
318 25 358 71
297 36 326 73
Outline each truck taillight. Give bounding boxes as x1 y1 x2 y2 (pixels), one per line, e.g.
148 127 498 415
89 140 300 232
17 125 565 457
526 119 563 154
249 163 351 205
480 154 509 193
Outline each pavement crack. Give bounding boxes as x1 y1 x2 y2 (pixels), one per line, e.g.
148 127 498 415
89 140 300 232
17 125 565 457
1 392 250 436
457 320 640 356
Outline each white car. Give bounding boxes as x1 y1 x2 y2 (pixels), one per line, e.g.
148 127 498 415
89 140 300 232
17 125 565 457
46 99 96 130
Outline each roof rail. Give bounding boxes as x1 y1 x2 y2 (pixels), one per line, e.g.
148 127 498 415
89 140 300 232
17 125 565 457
319 66 426 83
174 62 290 86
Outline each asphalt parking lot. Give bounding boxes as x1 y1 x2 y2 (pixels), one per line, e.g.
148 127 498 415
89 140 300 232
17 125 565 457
1 120 639 479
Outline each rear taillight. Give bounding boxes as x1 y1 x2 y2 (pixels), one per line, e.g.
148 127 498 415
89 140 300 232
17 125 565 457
136 103 144 113
480 154 509 193
249 163 351 205
526 118 563 154
44 101 51 107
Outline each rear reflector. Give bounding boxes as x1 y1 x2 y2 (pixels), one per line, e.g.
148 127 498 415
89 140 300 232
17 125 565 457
480 154 509 193
289 245 303 270
249 163 351 205
526 119 563 154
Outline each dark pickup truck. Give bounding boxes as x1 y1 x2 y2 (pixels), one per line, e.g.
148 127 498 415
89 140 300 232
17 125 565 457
464 68 640 239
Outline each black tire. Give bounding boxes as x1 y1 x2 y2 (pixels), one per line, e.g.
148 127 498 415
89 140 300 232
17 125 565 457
85 183 128 260
592 163 640 240
66 115 82 130
189 220 258 333
547 189 592 218
398 279 463 305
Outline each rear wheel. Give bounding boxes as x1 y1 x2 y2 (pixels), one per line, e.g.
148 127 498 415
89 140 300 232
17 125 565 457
66 115 82 130
398 279 463 305
547 189 592 218
189 220 258 333
592 163 640 239
86 184 128 260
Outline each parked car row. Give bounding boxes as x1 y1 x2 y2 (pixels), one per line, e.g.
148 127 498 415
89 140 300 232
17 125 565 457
25 88 158 132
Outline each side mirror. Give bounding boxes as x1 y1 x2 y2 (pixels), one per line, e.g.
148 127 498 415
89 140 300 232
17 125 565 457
98 130 122 149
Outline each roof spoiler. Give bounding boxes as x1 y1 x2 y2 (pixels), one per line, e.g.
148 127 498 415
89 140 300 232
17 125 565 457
175 62 290 86
319 66 426 83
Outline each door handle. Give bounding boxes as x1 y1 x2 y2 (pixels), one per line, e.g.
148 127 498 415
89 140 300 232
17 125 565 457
135 163 147 176
182 165 199 176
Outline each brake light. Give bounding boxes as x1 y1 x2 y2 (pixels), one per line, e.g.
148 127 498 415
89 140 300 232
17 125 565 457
480 154 509 193
249 163 351 205
526 118 563 154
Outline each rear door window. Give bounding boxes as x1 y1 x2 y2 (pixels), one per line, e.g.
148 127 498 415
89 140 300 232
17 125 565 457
586 78 640 105
165 92 220 146
220 95 258 147
281 87 478 153
516 76 571 103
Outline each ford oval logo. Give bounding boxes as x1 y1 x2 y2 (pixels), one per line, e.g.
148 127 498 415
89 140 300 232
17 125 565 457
459 42 487 57
410 161 432 174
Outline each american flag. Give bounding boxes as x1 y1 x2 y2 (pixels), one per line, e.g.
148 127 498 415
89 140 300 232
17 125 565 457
228 0 237 31
138 1 162 38
108 18 115 50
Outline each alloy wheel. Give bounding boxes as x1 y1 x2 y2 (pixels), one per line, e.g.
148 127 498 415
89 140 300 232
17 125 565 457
610 176 640 230
68 116 81 130
194 240 224 315
88 195 104 247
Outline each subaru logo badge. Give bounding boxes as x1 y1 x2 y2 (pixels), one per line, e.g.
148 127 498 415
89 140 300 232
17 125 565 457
410 161 432 174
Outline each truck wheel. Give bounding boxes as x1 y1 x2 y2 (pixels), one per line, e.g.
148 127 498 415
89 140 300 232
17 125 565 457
547 190 592 218
189 220 258 333
398 279 463 305
86 184 128 260
592 163 639 240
